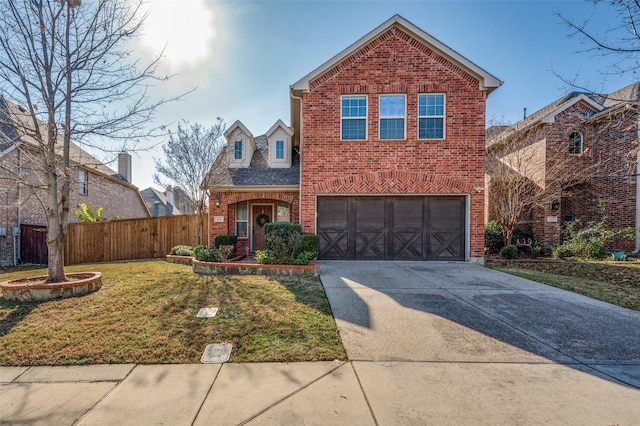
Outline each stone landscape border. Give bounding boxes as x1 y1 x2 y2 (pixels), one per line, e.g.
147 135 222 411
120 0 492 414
0 272 103 301
166 255 320 277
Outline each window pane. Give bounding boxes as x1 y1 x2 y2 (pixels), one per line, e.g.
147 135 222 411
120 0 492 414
569 132 582 155
234 141 243 159
236 202 247 220
380 95 405 117
341 96 367 118
276 140 284 159
342 119 366 140
380 118 405 139
236 222 247 238
419 94 444 116
277 201 290 222
419 118 444 139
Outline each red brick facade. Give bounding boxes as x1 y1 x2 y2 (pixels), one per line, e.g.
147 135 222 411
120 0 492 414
299 26 489 260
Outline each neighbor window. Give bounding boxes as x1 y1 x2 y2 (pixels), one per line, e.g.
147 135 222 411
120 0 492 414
568 131 583 155
275 140 284 160
234 140 243 160
418 94 445 139
235 201 248 237
341 95 367 140
78 170 87 195
379 94 406 140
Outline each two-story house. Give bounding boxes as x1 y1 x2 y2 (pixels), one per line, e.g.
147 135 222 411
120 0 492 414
486 83 639 252
0 97 149 266
205 15 502 262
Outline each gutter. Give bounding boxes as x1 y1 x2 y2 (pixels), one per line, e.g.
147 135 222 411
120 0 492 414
290 90 304 229
635 110 640 253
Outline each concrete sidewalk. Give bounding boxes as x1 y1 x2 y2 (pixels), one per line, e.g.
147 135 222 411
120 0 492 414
2 261 640 425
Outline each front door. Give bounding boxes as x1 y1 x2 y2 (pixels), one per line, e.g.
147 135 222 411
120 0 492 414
252 205 273 251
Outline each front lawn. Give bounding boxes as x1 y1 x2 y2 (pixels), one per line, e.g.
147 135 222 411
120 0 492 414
487 259 640 311
0 260 346 366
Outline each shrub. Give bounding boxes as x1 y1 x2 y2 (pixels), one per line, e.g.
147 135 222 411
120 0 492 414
254 249 275 264
289 251 317 265
297 235 319 259
485 220 503 253
531 246 542 257
264 222 302 264
193 245 219 262
499 244 519 259
214 235 237 257
170 245 194 256
218 245 234 262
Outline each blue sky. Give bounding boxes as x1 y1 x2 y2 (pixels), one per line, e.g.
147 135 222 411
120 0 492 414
127 0 633 191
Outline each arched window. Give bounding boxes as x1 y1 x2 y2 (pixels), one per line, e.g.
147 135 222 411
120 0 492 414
568 131 583 155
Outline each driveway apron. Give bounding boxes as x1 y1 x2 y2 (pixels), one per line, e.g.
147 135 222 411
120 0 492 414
320 260 640 424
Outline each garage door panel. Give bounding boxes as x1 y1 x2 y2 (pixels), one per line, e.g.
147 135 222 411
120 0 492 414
317 196 465 261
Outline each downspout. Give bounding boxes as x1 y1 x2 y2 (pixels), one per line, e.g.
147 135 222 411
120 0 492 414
290 90 304 229
14 148 22 265
634 110 640 253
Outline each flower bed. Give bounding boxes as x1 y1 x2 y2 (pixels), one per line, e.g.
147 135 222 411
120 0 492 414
1 272 103 301
165 254 194 265
192 259 319 277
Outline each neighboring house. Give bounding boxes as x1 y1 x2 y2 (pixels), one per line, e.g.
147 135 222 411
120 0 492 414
205 15 502 262
141 186 195 217
486 83 640 252
0 97 150 266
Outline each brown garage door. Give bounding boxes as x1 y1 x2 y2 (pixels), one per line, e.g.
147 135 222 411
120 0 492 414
317 196 465 260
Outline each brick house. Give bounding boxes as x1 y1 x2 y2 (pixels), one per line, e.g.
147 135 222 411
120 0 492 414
0 97 149 266
205 15 502 262
486 83 640 252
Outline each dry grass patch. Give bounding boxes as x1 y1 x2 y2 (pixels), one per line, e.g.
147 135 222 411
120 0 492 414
0 260 346 366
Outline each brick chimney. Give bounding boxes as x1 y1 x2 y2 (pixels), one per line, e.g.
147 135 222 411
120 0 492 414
117 152 132 183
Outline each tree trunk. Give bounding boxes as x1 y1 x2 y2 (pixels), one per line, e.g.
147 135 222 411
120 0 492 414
45 170 67 283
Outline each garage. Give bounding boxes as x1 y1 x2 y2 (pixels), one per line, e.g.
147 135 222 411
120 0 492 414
317 196 466 260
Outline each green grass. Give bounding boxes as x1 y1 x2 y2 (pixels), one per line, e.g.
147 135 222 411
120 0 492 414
488 265 640 311
0 260 346 366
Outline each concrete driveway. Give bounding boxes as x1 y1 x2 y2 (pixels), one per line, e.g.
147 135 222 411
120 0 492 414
320 260 640 424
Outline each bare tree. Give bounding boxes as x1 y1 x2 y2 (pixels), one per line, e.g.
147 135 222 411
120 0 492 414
153 119 226 244
556 0 639 86
487 117 598 248
0 1 174 282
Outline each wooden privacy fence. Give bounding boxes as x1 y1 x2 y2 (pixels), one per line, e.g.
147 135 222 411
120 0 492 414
64 214 208 265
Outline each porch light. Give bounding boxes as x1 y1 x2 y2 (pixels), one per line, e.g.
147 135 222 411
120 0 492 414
215 198 221 208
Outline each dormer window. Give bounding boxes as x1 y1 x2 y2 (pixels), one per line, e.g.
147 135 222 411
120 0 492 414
234 140 243 160
276 140 284 160
569 131 583 155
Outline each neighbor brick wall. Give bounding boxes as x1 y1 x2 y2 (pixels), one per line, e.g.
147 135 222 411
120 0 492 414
300 26 489 259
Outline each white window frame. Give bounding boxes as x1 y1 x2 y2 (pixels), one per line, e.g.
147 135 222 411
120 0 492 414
235 201 248 238
341 95 368 141
234 140 243 160
78 170 88 195
418 93 446 140
568 131 583 155
275 140 285 160
379 94 406 140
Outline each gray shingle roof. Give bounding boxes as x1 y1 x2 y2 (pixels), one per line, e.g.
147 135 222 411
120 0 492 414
205 134 300 188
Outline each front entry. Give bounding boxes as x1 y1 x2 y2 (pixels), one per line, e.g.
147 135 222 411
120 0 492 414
252 204 273 251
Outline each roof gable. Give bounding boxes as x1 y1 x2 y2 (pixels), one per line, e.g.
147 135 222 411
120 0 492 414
291 14 502 95
265 119 293 138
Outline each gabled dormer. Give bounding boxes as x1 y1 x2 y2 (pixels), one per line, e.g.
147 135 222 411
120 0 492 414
265 119 294 168
225 120 256 168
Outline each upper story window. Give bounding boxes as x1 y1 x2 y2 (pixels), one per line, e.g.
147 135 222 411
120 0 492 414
341 95 367 140
568 131 583 155
418 94 445 139
275 140 284 159
234 140 243 160
78 170 88 195
379 94 406 140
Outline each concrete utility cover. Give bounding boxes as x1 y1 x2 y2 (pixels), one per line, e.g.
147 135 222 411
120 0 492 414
196 307 218 318
201 343 232 364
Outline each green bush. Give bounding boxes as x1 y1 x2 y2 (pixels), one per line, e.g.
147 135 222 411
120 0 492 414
264 222 302 264
217 245 234 262
289 251 317 265
170 245 194 256
531 246 542 257
485 221 503 253
214 235 237 257
193 245 219 262
254 249 275 264
298 235 319 258
499 244 519 259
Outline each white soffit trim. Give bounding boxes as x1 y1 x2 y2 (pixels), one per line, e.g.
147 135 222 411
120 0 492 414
224 120 254 140
291 14 502 93
265 119 294 138
541 94 604 123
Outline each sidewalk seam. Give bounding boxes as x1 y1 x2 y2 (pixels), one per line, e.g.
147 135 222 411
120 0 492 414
191 362 224 425
351 362 379 426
